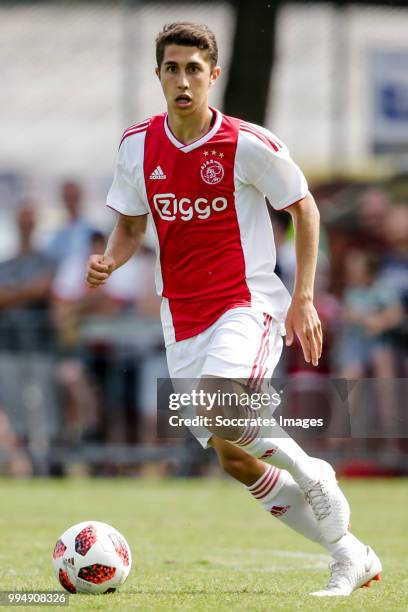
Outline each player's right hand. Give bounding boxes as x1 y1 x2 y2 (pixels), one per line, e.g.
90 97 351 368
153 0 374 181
86 254 115 288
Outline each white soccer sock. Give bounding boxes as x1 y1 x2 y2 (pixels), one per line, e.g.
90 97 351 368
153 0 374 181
234 424 320 484
327 532 367 561
246 466 366 559
246 465 321 543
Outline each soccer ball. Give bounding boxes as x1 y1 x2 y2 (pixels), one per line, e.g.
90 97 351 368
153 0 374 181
52 521 132 594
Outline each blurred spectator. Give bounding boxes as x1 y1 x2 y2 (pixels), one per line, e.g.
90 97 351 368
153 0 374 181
326 187 391 296
0 199 55 351
270 209 296 293
380 204 408 375
0 200 56 474
52 230 153 315
51 231 110 445
357 188 390 252
52 230 158 347
284 257 342 441
0 406 32 477
338 250 403 379
46 180 97 266
51 230 163 447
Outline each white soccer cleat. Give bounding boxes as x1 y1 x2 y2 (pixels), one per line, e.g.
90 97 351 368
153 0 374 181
301 459 350 543
310 545 382 596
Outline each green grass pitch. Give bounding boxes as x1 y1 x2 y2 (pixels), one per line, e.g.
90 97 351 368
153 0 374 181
0 477 407 611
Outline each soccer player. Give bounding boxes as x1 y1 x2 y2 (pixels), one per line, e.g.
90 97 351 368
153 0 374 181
86 22 381 596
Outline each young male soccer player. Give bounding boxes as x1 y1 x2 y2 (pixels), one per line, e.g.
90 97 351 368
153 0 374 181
86 22 381 596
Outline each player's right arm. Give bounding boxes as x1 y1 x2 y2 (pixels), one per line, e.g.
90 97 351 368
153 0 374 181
87 130 150 289
86 213 147 288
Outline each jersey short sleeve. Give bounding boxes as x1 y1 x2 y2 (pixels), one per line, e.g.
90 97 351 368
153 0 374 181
236 123 308 210
106 134 149 216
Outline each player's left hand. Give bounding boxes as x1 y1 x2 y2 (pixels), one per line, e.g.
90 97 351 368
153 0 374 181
284 297 323 366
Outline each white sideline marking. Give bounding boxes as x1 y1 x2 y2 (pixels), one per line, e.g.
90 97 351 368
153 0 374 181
270 550 329 561
226 547 329 561
204 548 329 571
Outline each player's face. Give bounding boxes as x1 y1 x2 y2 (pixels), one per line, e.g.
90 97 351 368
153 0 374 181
157 45 220 116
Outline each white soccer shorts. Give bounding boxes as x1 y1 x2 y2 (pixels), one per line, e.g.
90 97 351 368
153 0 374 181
166 307 285 447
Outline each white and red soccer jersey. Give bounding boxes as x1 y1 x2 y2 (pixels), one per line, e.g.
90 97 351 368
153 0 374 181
107 108 308 346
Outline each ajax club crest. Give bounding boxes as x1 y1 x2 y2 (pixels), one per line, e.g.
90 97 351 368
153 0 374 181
200 159 224 185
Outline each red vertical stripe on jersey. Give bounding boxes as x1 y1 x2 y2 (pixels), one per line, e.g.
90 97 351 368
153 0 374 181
143 114 251 342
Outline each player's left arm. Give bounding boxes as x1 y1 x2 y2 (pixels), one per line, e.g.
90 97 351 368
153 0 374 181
284 192 323 366
238 125 322 364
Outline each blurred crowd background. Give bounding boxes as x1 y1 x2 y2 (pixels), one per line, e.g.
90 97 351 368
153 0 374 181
1 0 407 477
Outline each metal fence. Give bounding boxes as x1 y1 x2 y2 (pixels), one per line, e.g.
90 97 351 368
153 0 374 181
0 310 406 476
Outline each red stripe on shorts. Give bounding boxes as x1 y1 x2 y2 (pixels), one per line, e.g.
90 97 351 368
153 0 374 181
248 314 272 390
252 317 273 391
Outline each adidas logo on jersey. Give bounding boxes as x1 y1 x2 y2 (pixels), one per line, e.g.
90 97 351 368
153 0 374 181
150 166 167 180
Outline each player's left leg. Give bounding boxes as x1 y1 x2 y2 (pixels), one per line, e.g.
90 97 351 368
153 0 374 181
211 437 382 596
197 309 350 543
198 372 350 543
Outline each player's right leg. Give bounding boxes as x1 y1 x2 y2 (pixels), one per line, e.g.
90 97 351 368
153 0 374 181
211 437 382 597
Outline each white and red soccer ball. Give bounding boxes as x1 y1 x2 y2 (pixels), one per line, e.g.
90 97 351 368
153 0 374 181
52 521 132 594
